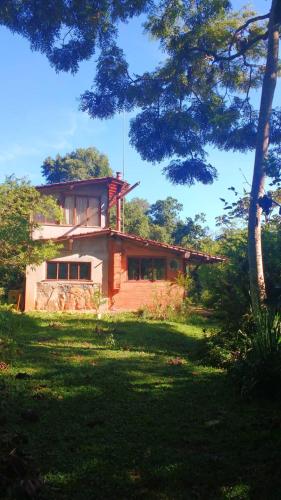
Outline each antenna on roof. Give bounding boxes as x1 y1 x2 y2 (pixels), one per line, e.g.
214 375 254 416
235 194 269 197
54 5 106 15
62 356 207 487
122 110 126 232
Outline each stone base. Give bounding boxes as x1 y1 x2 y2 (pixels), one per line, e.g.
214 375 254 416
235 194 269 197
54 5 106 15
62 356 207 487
36 282 106 312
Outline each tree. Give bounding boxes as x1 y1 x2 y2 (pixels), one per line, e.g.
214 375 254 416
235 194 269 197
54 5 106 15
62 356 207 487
123 197 208 245
123 198 150 238
1 1 281 314
42 147 112 184
79 1 281 315
173 213 208 247
0 178 60 286
147 197 183 235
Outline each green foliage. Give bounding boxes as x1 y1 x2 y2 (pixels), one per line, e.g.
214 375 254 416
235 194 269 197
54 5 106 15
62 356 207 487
173 213 208 247
79 2 280 186
0 178 61 280
197 229 250 326
1 2 277 187
147 196 183 233
199 317 254 368
0 305 24 364
193 222 281 325
41 147 112 184
0 1 149 73
231 310 281 399
124 198 150 238
0 304 23 335
122 196 209 246
91 287 107 314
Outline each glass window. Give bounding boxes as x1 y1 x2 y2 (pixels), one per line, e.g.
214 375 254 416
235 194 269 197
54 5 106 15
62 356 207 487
128 258 140 280
64 196 100 226
128 258 166 281
87 197 100 226
80 263 91 280
141 258 153 280
154 258 166 280
47 262 57 279
70 263 79 280
58 262 68 279
46 262 91 281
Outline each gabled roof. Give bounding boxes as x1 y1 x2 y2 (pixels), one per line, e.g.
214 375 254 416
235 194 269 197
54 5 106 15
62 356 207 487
36 176 129 190
53 228 225 263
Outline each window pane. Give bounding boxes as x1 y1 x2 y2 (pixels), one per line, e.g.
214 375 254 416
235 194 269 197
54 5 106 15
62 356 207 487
128 258 140 280
65 196 75 224
154 259 166 280
58 262 68 279
70 263 78 280
47 262 57 279
76 197 88 225
79 263 91 280
141 259 153 280
87 197 99 226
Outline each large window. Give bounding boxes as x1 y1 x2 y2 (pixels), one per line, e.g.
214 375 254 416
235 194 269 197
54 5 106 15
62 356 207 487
46 262 91 281
128 258 166 281
64 196 100 226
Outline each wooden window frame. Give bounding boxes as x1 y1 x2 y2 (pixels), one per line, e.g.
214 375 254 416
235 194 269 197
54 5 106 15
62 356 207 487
63 195 101 227
127 257 167 282
46 261 92 281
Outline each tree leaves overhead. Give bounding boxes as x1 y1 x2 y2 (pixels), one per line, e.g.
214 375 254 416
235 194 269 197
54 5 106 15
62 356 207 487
164 158 217 185
0 1 279 186
0 0 149 73
78 1 275 185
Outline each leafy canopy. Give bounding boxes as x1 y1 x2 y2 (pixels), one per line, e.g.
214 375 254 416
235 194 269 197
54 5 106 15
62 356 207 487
123 196 208 246
1 1 280 186
41 147 112 184
0 177 60 270
80 1 281 185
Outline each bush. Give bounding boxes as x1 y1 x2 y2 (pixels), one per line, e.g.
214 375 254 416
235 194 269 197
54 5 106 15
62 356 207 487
0 305 24 364
136 284 186 321
231 310 281 399
198 319 252 368
0 304 23 335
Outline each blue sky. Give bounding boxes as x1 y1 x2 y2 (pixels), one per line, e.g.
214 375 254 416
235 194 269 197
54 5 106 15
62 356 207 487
0 0 279 231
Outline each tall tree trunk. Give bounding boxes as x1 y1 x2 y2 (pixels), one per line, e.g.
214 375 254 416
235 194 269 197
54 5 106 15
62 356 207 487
248 0 280 316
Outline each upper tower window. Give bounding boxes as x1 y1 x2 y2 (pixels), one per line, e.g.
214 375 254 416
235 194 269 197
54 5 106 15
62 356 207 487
64 195 100 226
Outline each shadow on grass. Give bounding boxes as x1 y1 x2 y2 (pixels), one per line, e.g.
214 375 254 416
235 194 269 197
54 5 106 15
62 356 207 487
1 313 281 499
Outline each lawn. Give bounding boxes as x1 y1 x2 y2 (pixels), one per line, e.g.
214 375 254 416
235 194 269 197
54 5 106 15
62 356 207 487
1 312 281 499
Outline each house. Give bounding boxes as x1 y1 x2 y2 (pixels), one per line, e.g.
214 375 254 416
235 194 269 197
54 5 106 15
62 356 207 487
24 173 224 312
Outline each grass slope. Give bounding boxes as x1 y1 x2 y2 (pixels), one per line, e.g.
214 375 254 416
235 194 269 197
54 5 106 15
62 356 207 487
1 313 281 499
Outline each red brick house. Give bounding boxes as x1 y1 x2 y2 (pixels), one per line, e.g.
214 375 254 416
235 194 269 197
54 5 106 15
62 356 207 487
25 174 223 312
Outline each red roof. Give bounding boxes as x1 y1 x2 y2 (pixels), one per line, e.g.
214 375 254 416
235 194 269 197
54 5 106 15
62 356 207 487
36 176 129 190
53 228 225 263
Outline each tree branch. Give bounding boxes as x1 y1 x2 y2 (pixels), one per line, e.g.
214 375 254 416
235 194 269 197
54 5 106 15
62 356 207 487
232 12 270 38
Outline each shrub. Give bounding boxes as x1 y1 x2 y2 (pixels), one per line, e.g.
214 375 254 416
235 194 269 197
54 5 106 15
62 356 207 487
0 305 23 363
231 310 281 399
137 284 184 321
198 321 252 368
0 304 23 335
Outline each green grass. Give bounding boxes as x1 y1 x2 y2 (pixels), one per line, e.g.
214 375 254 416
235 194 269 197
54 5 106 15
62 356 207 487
1 312 281 499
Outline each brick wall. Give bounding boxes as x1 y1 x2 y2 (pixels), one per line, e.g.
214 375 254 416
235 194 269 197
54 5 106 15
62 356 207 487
109 240 185 311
